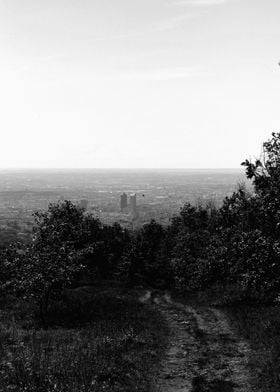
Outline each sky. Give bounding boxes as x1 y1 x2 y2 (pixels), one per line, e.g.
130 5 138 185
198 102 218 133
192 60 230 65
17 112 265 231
0 0 280 168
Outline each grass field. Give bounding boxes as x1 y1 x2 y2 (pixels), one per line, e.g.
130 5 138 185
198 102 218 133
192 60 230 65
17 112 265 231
0 286 168 392
225 304 280 392
171 287 280 391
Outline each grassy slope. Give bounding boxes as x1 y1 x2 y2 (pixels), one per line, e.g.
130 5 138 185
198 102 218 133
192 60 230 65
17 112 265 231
0 286 168 392
224 305 280 392
172 288 280 391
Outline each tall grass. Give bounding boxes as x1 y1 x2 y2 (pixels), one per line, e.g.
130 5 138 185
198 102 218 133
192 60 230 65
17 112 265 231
225 305 280 392
0 288 167 392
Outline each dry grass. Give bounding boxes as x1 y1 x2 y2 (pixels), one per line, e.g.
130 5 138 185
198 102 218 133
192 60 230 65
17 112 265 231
225 305 280 392
0 287 168 392
170 288 280 391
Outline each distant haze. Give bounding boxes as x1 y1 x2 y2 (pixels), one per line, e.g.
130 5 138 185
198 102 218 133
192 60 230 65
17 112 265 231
0 0 279 168
0 168 249 227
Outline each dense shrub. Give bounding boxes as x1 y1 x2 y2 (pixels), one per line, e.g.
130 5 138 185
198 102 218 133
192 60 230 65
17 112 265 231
120 220 172 287
1 201 130 326
167 132 280 302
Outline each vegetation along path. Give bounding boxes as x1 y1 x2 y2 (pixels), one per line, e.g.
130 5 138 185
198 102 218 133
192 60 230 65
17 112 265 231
141 292 255 392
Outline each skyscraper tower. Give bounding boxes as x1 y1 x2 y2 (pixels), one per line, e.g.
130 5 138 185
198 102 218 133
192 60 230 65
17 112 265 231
80 199 88 210
130 193 137 217
120 192 128 212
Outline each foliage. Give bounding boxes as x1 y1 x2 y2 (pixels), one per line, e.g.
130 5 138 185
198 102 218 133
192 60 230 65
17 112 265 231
32 200 102 250
120 220 171 287
198 229 280 302
242 132 280 196
168 132 280 301
219 185 259 231
84 222 130 280
3 132 280 389
168 203 214 291
2 201 107 325
0 243 26 297
2 132 280 315
242 132 280 236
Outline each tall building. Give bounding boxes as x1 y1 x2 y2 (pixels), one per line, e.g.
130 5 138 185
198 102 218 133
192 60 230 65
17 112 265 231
130 193 137 217
120 192 128 212
80 199 88 210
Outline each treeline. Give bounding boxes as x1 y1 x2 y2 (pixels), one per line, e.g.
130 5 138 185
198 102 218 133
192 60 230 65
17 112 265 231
133 133 280 302
2 132 280 320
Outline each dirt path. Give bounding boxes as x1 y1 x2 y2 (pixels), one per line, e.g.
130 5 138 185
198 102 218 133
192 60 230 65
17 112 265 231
142 292 255 392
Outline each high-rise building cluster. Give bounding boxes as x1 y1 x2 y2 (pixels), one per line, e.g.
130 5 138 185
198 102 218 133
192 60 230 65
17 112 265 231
120 192 128 212
129 193 137 218
80 199 88 210
120 192 137 218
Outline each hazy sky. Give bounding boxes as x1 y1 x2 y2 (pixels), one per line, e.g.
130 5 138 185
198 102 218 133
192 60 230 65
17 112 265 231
0 0 280 168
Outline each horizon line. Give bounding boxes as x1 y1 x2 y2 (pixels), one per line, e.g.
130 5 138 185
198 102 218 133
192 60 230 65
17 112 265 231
0 167 243 171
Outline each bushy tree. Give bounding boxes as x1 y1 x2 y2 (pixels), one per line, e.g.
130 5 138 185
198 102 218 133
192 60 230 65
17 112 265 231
168 202 214 291
242 132 280 236
179 202 209 231
5 201 105 325
120 220 170 287
0 243 26 297
219 184 260 231
96 223 130 279
242 132 280 196
201 229 280 302
32 200 102 250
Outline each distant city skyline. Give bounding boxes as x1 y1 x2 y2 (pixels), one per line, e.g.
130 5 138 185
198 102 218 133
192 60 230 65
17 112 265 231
0 0 280 168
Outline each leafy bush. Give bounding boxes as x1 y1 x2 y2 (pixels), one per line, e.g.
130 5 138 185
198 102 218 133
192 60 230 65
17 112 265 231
120 220 171 287
1 201 130 327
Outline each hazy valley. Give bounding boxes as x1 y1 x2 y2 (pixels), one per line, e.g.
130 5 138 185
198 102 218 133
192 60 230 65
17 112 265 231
0 168 248 245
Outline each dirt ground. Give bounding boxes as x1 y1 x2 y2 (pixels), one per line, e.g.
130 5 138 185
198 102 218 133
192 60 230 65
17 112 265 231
140 291 255 392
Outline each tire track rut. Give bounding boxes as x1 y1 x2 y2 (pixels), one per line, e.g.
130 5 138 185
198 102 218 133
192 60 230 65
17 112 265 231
143 293 255 392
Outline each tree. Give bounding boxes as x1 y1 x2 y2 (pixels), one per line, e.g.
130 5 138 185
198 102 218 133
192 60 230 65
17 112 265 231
219 184 260 232
99 223 130 278
8 201 103 326
120 220 169 287
242 132 280 236
242 132 280 195
179 203 209 231
32 200 102 250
